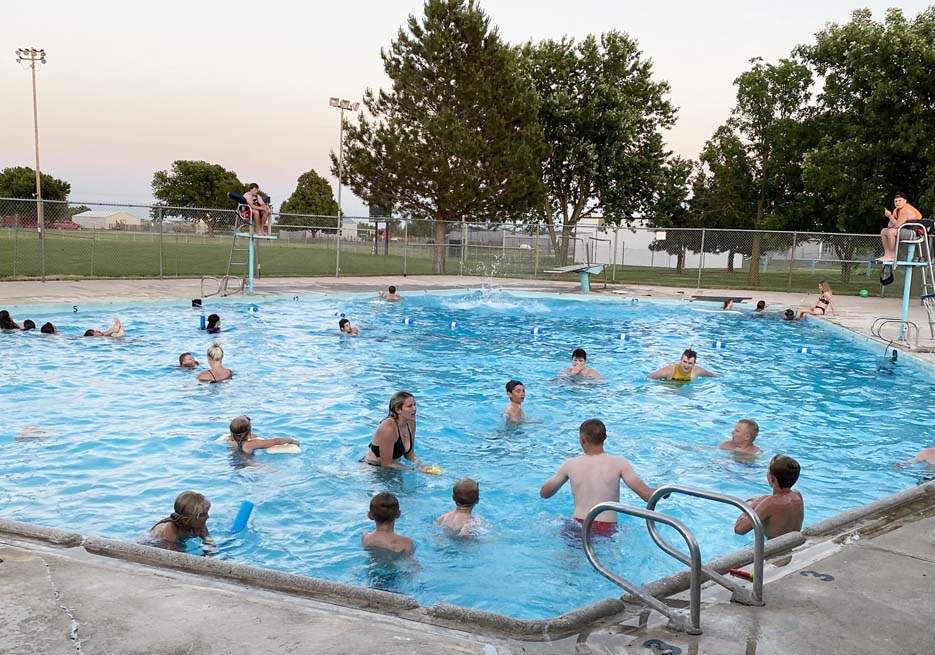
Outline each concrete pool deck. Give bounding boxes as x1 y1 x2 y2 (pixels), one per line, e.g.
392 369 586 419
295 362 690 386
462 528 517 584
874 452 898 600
3 275 935 653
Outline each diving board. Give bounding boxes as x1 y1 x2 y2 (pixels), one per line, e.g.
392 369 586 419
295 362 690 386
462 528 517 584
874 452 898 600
544 263 605 292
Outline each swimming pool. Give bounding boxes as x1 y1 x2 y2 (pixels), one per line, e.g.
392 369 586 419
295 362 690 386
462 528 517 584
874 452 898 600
1 290 931 619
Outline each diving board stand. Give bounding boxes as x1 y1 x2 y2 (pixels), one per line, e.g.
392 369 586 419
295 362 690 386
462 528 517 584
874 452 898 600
227 191 277 296
544 263 606 292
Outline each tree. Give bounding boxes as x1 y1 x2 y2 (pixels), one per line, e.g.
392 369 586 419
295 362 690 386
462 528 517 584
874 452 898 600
279 170 339 229
521 32 676 265
0 166 72 223
336 0 544 273
151 160 243 236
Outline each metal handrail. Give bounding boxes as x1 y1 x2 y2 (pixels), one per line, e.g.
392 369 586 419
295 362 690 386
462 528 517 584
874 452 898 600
647 485 765 606
870 318 919 346
200 276 222 300
582 503 702 635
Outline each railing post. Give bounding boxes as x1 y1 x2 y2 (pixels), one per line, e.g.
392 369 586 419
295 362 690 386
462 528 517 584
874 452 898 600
696 227 706 289
90 229 95 276
612 225 619 283
460 217 466 277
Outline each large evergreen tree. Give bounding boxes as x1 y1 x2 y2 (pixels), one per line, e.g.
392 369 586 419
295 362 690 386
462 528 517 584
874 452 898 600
336 0 544 273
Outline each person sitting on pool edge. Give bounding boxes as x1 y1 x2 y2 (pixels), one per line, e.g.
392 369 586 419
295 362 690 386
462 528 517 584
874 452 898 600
362 491 415 556
540 418 656 536
796 280 836 320
734 454 804 539
225 415 299 455
504 379 526 424
178 352 199 368
149 490 215 552
648 348 716 381
560 348 603 379
378 285 404 301
719 419 762 457
197 341 233 383
84 317 125 337
338 317 360 336
437 478 480 537
896 447 935 468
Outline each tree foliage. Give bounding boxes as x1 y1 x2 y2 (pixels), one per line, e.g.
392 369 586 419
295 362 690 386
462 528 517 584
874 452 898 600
336 0 544 273
279 169 339 229
521 32 676 264
151 160 243 236
0 166 71 201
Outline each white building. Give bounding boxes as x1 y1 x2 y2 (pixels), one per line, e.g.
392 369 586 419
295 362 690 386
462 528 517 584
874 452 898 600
72 210 143 230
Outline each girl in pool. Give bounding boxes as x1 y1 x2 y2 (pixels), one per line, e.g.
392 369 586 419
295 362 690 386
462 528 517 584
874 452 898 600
0 310 22 330
197 341 233 383
225 415 299 454
206 314 221 334
364 391 427 471
796 280 836 319
149 491 214 552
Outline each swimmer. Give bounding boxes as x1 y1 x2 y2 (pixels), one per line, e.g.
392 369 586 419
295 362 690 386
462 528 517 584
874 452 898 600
21 319 36 331
896 447 935 468
149 491 215 552
560 348 603 379
364 391 426 471
338 317 360 336
796 280 835 319
197 341 233 383
540 419 655 535
719 419 762 457
206 314 221 334
648 348 716 381
362 491 415 556
40 322 57 334
504 379 526 424
225 415 299 454
436 478 480 537
783 308 796 321
0 310 22 330
722 299 734 311
378 285 404 301
84 317 125 337
734 454 804 539
178 352 199 368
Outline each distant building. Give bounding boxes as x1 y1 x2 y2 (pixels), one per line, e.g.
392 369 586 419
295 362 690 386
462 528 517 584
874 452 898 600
72 210 143 230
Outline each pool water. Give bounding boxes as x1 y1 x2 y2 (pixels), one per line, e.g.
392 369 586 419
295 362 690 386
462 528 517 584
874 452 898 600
1 290 932 619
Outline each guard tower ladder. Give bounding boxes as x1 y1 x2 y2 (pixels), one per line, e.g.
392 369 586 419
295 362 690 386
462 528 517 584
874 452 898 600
227 206 261 287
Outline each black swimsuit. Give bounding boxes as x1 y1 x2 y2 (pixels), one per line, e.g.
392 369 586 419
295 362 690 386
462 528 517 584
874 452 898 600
369 421 413 460
815 295 830 314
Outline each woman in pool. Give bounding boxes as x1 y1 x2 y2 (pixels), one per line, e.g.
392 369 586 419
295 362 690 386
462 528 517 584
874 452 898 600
364 391 426 471
225 415 299 454
0 310 22 330
149 490 214 552
206 314 221 334
796 280 836 319
197 341 233 383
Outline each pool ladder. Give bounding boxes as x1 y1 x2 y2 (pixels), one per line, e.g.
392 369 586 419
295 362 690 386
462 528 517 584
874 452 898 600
582 484 766 635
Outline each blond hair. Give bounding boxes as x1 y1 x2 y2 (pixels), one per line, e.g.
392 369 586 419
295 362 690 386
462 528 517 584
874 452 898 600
207 341 224 363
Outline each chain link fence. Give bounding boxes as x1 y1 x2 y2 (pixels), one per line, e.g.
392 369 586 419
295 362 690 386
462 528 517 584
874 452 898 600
1 196 910 294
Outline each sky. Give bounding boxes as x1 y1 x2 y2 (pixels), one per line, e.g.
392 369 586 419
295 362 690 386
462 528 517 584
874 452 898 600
3 1 931 216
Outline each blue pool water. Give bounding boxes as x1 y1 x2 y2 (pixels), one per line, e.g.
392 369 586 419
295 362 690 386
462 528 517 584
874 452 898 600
1 290 932 619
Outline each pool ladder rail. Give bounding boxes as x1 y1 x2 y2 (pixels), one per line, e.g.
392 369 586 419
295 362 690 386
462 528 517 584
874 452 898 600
200 275 246 301
581 484 766 635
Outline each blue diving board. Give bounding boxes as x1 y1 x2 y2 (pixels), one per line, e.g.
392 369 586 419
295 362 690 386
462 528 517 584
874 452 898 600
544 263 605 292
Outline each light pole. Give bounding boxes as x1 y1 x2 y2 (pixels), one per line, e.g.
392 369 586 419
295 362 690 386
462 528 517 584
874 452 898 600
329 97 359 278
16 47 47 282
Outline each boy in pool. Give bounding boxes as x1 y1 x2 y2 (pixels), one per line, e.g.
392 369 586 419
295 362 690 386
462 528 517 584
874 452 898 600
178 352 199 368
436 478 480 537
504 379 525 424
83 317 125 337
734 454 804 539
648 348 716 381
338 317 360 336
560 348 603 379
378 285 404 301
540 419 655 535
362 492 415 556
719 419 762 457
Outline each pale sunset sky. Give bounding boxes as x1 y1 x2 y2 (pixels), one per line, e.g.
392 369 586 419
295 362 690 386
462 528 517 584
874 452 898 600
3 1 930 215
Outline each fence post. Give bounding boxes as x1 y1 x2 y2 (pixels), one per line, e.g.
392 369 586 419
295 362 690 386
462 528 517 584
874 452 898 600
787 231 796 291
90 229 95 277
403 221 408 277
13 214 19 278
612 226 619 283
158 207 164 281
534 225 540 278
696 228 706 289
460 217 466 276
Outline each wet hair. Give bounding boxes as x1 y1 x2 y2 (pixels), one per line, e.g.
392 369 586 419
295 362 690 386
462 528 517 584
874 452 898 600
737 419 759 439
579 418 608 445
818 280 831 294
22 319 35 330
0 310 18 330
783 309 796 320
572 348 587 360
40 322 56 334
248 183 259 191
179 352 191 365
207 341 224 363
206 314 220 330
151 490 210 534
506 380 524 393
769 454 801 489
338 318 350 330
387 391 414 418
83 329 97 337
229 415 251 450
722 299 733 309
452 478 479 507
755 301 766 311
681 348 698 361
388 285 396 294
369 491 400 524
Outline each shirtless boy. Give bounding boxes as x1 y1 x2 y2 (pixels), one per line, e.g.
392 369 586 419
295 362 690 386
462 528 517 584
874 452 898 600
504 380 525 424
378 285 404 301
436 478 480 537
540 419 655 535
734 454 804 539
719 419 762 457
560 348 603 379
362 492 415 556
338 318 360 336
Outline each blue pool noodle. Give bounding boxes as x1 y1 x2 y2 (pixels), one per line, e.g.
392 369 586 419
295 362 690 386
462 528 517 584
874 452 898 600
199 315 206 330
231 500 254 533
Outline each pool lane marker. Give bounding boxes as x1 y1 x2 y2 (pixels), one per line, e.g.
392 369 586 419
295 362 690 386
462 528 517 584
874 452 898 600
711 340 727 349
